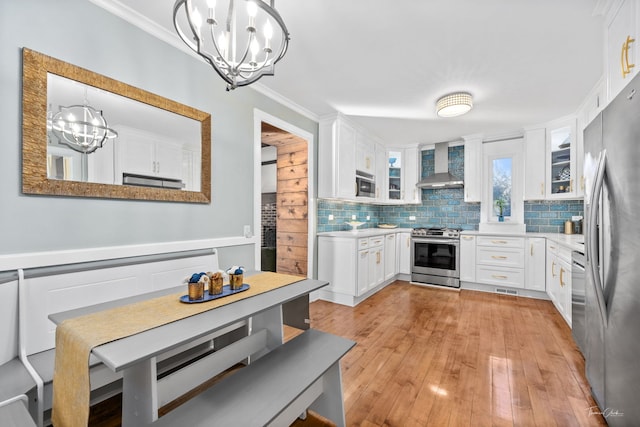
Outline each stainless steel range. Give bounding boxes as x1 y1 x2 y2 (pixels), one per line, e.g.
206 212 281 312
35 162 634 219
410 227 461 288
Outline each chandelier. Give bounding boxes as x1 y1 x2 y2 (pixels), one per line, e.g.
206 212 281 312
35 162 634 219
48 104 118 154
173 0 290 90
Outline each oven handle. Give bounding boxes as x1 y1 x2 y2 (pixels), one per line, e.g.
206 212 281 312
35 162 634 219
411 237 460 245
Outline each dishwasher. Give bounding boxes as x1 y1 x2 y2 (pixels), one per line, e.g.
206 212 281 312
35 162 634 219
571 250 586 356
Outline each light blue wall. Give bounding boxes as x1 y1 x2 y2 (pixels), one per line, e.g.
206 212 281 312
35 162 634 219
0 0 318 267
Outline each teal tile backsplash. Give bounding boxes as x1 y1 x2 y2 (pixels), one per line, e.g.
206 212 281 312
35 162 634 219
317 146 584 233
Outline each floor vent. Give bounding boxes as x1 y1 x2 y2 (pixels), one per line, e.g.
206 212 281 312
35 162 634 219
495 288 518 296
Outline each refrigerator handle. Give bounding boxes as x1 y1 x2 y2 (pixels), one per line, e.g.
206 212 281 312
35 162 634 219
587 149 608 328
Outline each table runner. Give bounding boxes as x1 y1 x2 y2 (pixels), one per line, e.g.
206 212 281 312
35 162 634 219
51 272 304 427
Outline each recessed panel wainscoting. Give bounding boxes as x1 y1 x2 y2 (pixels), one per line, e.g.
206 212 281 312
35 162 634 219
309 282 605 426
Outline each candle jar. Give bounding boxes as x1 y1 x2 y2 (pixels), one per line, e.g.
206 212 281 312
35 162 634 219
209 276 224 295
229 273 243 290
188 281 204 301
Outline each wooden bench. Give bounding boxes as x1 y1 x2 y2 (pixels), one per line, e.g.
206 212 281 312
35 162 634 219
0 395 36 427
152 328 355 427
3 247 243 426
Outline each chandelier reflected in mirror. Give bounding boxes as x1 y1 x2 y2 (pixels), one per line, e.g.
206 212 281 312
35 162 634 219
173 0 290 90
48 104 118 154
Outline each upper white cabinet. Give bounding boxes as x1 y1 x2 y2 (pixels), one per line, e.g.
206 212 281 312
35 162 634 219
356 134 376 175
318 114 357 200
117 127 183 182
463 136 482 202
546 117 578 199
523 127 546 200
382 147 420 204
606 0 639 102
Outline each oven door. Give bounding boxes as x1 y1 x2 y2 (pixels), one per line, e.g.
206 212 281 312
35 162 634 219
411 237 460 279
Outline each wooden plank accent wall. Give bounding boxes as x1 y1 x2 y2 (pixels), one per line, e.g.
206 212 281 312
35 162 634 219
262 123 308 277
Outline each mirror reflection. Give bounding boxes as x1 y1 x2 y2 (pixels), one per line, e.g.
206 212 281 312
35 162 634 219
47 74 201 191
23 48 211 203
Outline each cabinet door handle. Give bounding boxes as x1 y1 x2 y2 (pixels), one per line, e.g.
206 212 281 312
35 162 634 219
569 179 573 192
407 237 410 247
540 182 544 196
560 267 565 287
491 240 508 244
376 251 381 264
552 261 557 277
622 35 636 78
492 274 508 280
491 255 508 260
530 244 534 256
581 175 585 191
366 157 371 170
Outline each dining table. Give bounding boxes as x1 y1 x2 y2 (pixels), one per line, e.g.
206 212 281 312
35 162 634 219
48 271 328 427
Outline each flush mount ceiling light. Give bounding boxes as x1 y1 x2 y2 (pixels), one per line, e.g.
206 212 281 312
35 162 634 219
436 92 473 118
48 104 118 154
174 0 290 91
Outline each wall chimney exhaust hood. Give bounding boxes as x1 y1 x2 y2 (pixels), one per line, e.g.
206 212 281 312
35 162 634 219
416 142 464 189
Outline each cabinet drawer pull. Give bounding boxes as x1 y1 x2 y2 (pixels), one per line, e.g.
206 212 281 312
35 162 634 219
361 251 369 256
492 274 508 280
491 240 508 244
491 255 508 260
462 236 474 240
622 35 636 78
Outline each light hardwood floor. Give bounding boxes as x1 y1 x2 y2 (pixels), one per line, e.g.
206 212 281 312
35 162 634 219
89 280 606 426
308 281 607 427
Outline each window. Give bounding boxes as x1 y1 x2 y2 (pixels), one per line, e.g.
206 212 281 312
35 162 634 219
492 157 512 218
480 138 524 230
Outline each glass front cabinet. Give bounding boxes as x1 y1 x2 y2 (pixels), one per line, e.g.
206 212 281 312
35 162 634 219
387 150 403 201
546 119 577 199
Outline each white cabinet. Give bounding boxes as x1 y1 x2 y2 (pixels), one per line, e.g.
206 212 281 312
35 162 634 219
524 127 546 200
475 236 525 289
546 240 572 326
546 118 578 199
460 234 476 282
384 233 397 280
382 147 419 204
368 236 385 291
118 127 183 181
397 232 411 275
318 233 396 306
606 0 638 102
463 136 482 202
318 114 357 199
356 135 376 175
525 238 546 291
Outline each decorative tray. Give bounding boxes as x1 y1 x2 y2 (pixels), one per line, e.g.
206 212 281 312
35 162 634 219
179 284 250 303
378 224 398 229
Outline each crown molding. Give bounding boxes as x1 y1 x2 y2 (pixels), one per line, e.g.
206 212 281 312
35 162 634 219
88 0 319 123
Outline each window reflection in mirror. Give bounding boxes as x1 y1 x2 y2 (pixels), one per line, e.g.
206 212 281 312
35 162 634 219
46 74 201 191
492 157 512 218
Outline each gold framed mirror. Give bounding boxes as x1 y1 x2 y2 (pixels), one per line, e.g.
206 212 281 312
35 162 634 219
22 48 211 203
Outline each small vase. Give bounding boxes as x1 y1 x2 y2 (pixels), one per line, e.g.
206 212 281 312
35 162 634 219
498 215 504 222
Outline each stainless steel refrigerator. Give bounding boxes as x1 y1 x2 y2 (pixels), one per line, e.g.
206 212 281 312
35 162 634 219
583 72 640 425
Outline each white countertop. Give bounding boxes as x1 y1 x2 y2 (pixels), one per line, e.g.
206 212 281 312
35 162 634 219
461 230 584 252
317 227 413 238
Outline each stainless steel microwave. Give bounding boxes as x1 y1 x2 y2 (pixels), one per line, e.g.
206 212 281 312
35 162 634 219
356 171 375 197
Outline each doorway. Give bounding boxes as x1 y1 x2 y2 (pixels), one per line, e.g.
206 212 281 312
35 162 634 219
254 110 314 278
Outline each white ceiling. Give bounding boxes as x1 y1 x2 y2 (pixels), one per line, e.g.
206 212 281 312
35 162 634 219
94 0 604 146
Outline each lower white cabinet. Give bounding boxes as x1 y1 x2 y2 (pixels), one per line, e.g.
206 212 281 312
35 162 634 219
384 233 397 280
460 235 476 282
318 233 395 305
475 236 525 289
397 232 411 275
546 240 572 326
525 238 546 291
